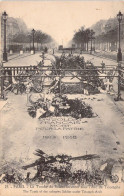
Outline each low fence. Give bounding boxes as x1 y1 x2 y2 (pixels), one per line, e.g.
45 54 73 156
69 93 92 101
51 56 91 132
0 63 124 99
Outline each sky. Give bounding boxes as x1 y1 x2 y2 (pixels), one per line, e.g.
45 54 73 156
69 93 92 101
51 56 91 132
0 1 124 46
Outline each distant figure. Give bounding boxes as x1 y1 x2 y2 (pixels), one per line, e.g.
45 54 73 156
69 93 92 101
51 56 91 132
44 47 48 53
101 61 105 73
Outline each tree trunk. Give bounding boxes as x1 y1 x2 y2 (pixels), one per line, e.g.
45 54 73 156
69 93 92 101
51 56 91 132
87 41 88 51
37 42 38 51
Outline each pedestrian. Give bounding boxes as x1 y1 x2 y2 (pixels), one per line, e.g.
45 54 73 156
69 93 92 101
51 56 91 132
101 61 105 73
44 47 48 53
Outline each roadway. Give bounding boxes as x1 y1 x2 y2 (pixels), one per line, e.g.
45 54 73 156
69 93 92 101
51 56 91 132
3 52 42 67
2 51 119 68
81 53 117 67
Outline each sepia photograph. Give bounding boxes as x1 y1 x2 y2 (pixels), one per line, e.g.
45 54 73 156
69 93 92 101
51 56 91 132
0 1 124 196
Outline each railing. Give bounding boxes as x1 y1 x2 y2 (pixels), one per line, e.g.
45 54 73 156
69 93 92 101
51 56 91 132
3 65 37 76
0 63 124 100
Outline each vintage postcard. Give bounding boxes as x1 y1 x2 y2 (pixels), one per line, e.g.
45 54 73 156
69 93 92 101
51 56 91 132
0 1 124 196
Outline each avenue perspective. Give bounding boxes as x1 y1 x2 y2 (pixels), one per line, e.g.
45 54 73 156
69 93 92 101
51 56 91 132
0 2 124 191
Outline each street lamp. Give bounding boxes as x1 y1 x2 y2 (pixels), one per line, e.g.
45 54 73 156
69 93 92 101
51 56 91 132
117 11 123 62
2 11 8 62
114 11 123 101
90 30 95 54
32 29 35 54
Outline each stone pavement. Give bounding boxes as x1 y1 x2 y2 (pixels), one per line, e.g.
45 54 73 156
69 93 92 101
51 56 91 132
0 99 7 111
0 92 124 164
